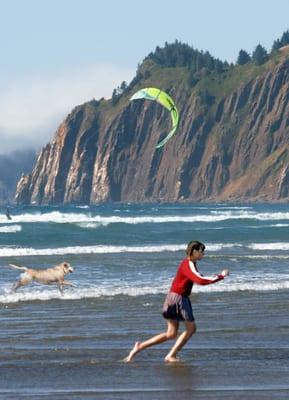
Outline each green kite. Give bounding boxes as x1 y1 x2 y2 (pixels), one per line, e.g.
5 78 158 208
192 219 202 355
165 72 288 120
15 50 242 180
130 87 179 149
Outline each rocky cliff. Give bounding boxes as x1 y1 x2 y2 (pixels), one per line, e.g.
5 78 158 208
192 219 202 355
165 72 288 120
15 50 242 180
15 47 289 204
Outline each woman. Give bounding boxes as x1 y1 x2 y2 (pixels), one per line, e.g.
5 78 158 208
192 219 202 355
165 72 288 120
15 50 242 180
124 240 229 362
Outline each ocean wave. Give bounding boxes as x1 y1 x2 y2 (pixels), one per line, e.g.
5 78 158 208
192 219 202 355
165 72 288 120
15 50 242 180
1 241 289 257
0 244 185 257
1 279 288 304
0 225 22 233
76 222 105 229
209 210 289 221
227 255 289 260
3 209 289 226
248 242 289 251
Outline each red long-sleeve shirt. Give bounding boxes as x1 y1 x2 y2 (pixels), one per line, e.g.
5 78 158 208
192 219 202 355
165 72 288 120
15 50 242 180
170 258 224 296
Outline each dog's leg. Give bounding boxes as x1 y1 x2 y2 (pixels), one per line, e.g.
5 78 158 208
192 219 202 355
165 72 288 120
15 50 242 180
62 280 76 287
57 280 75 295
11 274 32 292
11 280 22 292
58 282 64 295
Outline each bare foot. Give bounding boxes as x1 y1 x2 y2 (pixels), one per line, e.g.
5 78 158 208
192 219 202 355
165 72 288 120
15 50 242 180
165 355 180 363
123 341 141 362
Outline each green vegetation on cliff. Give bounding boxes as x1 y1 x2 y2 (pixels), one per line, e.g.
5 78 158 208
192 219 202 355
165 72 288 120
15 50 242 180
111 30 289 109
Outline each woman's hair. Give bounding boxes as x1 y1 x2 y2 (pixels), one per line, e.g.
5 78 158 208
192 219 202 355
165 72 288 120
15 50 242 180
186 240 205 256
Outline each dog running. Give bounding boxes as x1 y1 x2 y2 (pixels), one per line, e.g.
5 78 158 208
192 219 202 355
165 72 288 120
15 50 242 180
8 262 74 293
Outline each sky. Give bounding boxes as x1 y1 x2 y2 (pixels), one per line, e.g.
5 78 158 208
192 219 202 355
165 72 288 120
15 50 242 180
1 0 289 154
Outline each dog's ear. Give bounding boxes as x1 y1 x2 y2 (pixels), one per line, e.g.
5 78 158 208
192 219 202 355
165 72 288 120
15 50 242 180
62 262 72 272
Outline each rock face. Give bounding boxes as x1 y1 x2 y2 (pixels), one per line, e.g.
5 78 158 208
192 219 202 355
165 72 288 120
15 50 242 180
15 56 289 204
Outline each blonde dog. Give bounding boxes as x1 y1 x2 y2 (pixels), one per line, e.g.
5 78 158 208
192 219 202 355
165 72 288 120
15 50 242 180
8 262 74 293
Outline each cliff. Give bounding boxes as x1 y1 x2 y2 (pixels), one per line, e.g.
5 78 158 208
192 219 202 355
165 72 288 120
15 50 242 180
15 47 289 204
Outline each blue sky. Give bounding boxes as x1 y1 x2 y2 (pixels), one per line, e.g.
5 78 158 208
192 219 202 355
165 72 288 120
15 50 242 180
1 0 289 153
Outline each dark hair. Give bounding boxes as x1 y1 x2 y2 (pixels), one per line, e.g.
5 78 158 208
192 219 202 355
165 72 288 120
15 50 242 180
186 240 205 256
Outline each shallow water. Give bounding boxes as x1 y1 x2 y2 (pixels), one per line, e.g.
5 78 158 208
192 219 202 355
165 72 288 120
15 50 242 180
0 203 289 399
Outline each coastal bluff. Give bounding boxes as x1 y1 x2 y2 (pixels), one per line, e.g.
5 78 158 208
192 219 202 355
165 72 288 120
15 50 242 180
15 46 289 204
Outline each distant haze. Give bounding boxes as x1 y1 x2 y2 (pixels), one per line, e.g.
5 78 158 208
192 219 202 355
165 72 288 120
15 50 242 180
0 64 134 154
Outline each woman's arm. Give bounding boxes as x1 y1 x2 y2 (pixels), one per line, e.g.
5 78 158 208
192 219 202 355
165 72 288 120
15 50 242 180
187 261 228 285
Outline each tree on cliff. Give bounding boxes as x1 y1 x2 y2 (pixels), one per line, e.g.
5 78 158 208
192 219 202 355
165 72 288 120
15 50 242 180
237 49 251 65
252 44 268 65
271 30 289 51
111 81 128 105
146 40 227 73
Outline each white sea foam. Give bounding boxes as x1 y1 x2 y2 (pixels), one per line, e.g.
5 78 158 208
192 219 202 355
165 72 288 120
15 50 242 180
3 209 289 226
0 225 22 233
0 244 185 257
0 284 170 304
1 241 289 258
249 242 289 251
202 280 289 293
273 224 289 227
236 255 289 260
213 206 251 210
208 243 240 251
76 222 105 229
211 210 289 221
1 278 288 304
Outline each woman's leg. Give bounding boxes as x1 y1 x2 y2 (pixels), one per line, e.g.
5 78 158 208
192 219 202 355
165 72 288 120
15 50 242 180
165 320 196 362
124 320 179 362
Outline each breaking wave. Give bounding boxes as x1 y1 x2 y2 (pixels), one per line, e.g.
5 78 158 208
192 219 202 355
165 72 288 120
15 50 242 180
2 209 289 227
0 225 22 233
1 241 289 258
1 278 288 304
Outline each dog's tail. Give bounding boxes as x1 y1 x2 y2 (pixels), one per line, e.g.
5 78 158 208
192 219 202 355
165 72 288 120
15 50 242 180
8 263 28 271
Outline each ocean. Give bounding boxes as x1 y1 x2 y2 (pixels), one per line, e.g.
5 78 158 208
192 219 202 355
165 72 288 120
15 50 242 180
0 202 288 399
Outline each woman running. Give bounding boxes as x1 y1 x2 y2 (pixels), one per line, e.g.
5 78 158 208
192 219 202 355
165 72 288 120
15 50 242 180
124 240 229 362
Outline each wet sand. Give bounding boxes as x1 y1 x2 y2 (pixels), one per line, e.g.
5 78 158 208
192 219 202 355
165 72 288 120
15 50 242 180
0 291 288 399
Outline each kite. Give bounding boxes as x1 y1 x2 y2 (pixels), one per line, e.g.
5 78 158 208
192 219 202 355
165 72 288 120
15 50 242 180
130 87 179 149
